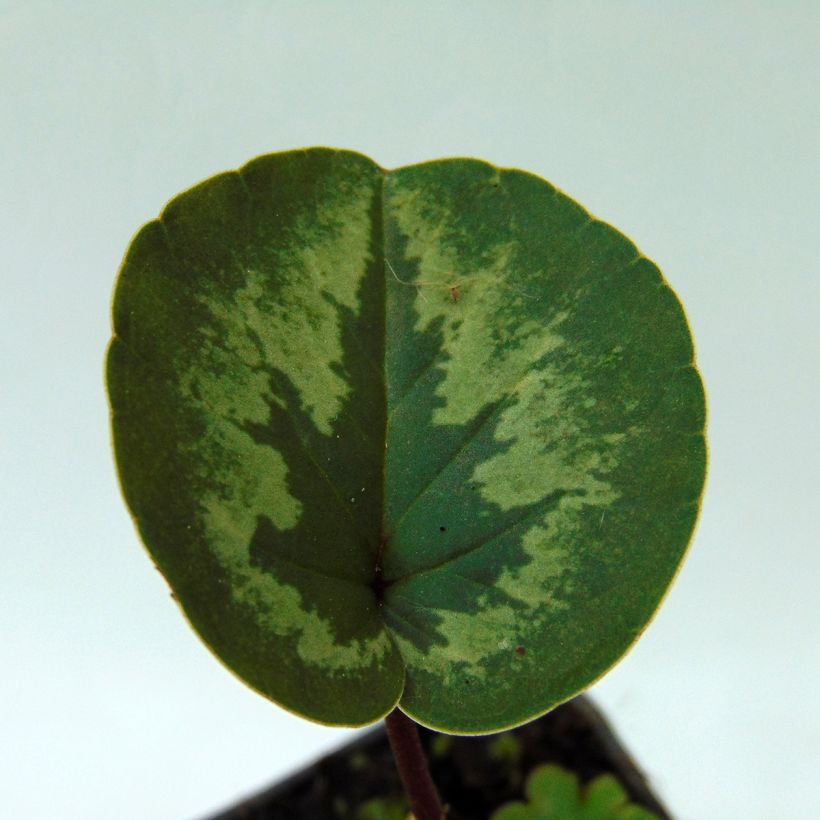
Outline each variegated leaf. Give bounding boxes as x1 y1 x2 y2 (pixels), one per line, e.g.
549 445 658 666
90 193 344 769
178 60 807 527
108 148 706 732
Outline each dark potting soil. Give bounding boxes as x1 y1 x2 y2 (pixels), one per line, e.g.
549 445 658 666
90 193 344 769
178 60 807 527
205 696 671 820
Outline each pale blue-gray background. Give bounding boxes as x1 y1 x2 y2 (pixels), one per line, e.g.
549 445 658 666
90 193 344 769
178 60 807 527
1 2 817 818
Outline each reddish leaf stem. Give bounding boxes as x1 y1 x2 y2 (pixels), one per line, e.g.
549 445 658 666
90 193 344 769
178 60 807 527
384 708 444 820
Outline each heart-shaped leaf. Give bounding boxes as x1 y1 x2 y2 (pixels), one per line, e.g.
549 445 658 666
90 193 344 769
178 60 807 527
108 148 705 732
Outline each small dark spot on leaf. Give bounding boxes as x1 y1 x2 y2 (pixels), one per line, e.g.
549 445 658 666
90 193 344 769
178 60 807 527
515 646 526 656
439 526 447 532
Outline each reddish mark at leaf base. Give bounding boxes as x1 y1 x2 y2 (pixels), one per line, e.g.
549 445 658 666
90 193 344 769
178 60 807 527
371 535 389 607
449 285 459 303
515 646 526 656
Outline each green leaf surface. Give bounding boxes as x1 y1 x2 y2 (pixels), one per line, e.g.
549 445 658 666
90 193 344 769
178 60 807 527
491 764 659 820
357 796 409 820
108 148 706 731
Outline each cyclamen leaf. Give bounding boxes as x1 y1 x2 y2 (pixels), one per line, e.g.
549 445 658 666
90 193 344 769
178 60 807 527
108 148 706 732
